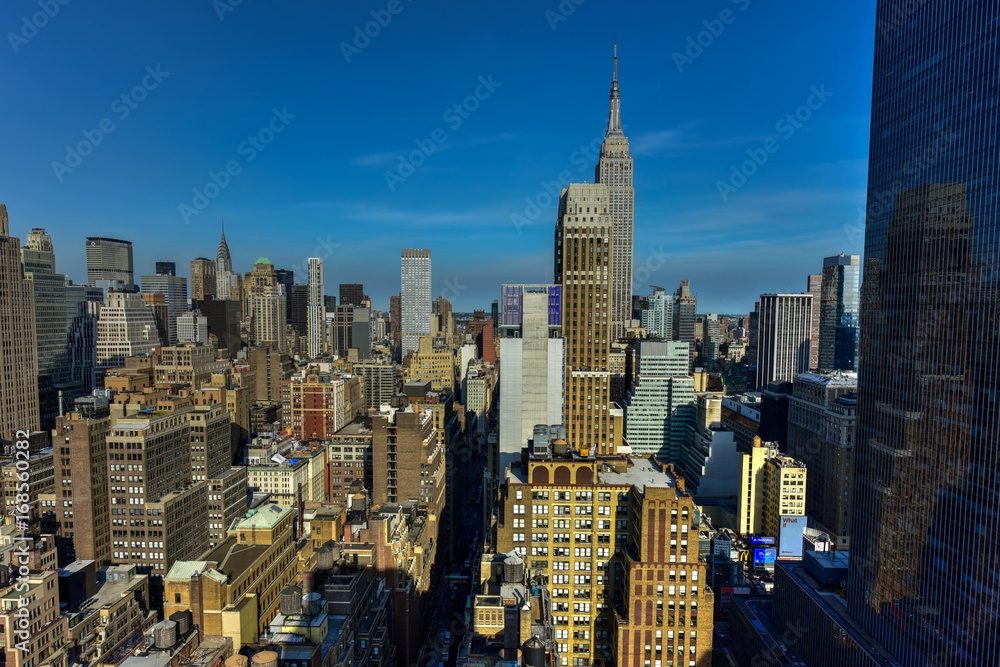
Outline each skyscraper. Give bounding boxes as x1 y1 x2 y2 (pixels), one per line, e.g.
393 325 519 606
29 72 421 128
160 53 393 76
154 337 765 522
307 258 325 358
704 312 722 364
641 285 672 338
275 268 294 325
595 44 634 341
556 183 614 454
0 205 40 440
141 273 188 344
673 279 697 369
96 291 161 370
389 293 402 359
215 219 233 299
245 258 285 351
339 283 365 307
289 283 308 338
806 273 822 370
623 340 694 461
819 253 860 372
352 306 372 360
86 237 134 289
848 3 999 660
400 249 431 358
155 261 176 277
21 227 86 398
754 293 812 388
497 284 565 476
190 257 216 300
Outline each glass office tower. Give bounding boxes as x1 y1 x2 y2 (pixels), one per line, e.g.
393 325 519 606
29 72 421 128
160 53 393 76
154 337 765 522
848 2 999 663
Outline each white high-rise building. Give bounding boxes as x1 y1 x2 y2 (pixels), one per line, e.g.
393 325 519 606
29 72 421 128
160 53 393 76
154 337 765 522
755 293 813 388
400 249 431 358
177 310 209 344
307 257 326 358
595 45 634 341
96 291 161 369
498 285 565 476
623 340 694 461
641 285 672 338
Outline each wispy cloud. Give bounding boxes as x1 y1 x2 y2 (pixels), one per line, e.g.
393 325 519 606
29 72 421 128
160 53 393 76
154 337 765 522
631 122 770 157
463 132 518 147
350 151 398 167
295 199 508 228
350 132 517 168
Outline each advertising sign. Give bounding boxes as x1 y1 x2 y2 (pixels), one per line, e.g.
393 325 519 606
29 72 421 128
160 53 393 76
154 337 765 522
752 547 777 568
778 515 806 559
750 535 775 546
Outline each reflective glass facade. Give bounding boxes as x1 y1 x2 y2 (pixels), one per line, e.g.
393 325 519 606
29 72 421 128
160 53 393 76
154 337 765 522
819 253 860 372
848 2 1000 663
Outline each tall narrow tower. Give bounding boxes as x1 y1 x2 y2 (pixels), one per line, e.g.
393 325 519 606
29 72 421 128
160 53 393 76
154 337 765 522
400 249 432 358
307 258 325 358
595 44 634 341
0 204 40 440
215 219 232 299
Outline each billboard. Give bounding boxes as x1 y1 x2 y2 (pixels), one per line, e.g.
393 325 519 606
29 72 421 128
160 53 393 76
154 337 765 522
752 547 777 568
750 535 775 546
778 515 806 559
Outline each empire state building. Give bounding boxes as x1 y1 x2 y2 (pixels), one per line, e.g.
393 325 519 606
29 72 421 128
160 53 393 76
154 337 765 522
596 45 634 341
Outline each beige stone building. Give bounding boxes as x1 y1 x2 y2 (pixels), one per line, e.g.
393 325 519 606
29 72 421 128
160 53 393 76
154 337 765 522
0 205 40 440
496 440 714 666
556 183 615 455
0 570 68 667
163 503 297 648
406 336 455 394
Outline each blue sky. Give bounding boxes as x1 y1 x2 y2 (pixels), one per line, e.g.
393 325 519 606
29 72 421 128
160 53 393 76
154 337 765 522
1 0 874 313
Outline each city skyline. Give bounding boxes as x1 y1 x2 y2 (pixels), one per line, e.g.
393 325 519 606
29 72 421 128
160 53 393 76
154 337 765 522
4 3 993 665
1 1 874 312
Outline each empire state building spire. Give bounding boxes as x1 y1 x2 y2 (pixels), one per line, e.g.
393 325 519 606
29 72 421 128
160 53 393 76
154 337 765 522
606 42 623 137
595 41 633 342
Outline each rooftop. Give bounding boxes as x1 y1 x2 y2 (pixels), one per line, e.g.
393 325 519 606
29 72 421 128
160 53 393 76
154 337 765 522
598 457 676 492
233 503 292 530
333 421 372 436
794 371 858 388
164 560 228 584
201 538 271 580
